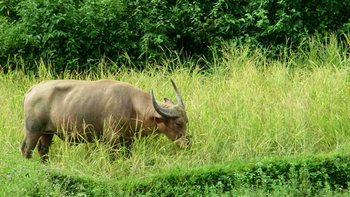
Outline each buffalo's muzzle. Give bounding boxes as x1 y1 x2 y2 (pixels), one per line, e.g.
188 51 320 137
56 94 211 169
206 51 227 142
186 134 191 146
176 134 191 148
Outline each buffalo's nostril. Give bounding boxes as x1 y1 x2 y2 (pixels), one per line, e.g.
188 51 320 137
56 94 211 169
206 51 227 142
185 135 191 146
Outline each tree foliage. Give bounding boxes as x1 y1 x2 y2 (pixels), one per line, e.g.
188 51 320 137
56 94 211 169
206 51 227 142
0 0 349 71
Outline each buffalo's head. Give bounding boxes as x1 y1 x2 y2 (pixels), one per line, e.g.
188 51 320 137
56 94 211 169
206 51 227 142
151 80 190 147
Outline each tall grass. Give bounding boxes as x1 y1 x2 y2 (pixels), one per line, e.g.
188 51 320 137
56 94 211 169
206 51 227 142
1 35 350 195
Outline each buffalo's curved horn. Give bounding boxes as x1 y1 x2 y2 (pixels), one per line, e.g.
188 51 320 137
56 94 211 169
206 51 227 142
170 79 185 108
151 89 179 118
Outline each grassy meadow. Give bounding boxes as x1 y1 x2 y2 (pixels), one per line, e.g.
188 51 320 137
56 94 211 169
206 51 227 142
1 36 350 195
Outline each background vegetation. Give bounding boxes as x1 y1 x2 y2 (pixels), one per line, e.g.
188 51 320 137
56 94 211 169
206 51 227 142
1 36 350 195
1 0 350 195
1 0 350 71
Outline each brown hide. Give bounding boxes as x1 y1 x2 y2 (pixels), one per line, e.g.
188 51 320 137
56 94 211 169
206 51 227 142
21 79 189 161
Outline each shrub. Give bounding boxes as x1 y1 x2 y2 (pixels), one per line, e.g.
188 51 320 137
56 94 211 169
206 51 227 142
126 155 350 196
0 0 349 71
44 154 350 196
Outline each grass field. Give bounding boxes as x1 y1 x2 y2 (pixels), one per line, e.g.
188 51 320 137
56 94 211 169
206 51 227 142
1 36 350 195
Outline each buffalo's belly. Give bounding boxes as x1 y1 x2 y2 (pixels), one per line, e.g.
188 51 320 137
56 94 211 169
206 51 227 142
55 127 102 143
53 118 98 140
51 116 127 144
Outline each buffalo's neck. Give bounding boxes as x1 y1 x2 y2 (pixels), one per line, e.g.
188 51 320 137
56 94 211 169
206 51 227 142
132 94 158 135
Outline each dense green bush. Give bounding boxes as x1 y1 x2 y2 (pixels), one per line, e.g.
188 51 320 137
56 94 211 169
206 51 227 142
46 154 350 196
126 155 350 195
0 0 126 71
1 0 350 71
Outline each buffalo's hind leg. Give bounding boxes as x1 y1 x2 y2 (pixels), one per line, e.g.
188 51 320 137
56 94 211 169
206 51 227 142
21 130 41 159
37 134 54 162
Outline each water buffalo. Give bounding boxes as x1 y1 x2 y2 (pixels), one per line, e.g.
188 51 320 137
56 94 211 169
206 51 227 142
21 79 190 161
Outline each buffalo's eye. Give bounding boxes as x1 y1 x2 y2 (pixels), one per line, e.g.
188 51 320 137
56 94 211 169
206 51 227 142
175 123 182 128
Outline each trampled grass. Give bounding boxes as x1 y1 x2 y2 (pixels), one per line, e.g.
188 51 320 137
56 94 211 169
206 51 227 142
1 36 350 195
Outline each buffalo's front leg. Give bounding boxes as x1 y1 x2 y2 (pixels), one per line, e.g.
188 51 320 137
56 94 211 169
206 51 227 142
21 130 41 159
37 134 54 162
121 137 133 158
105 137 133 160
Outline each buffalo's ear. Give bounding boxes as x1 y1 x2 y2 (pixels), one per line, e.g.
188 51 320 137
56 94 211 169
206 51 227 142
155 117 165 124
163 98 174 105
154 112 165 123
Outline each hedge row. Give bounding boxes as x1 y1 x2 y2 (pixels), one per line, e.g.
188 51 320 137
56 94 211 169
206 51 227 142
1 0 350 71
49 154 350 196
128 155 350 196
